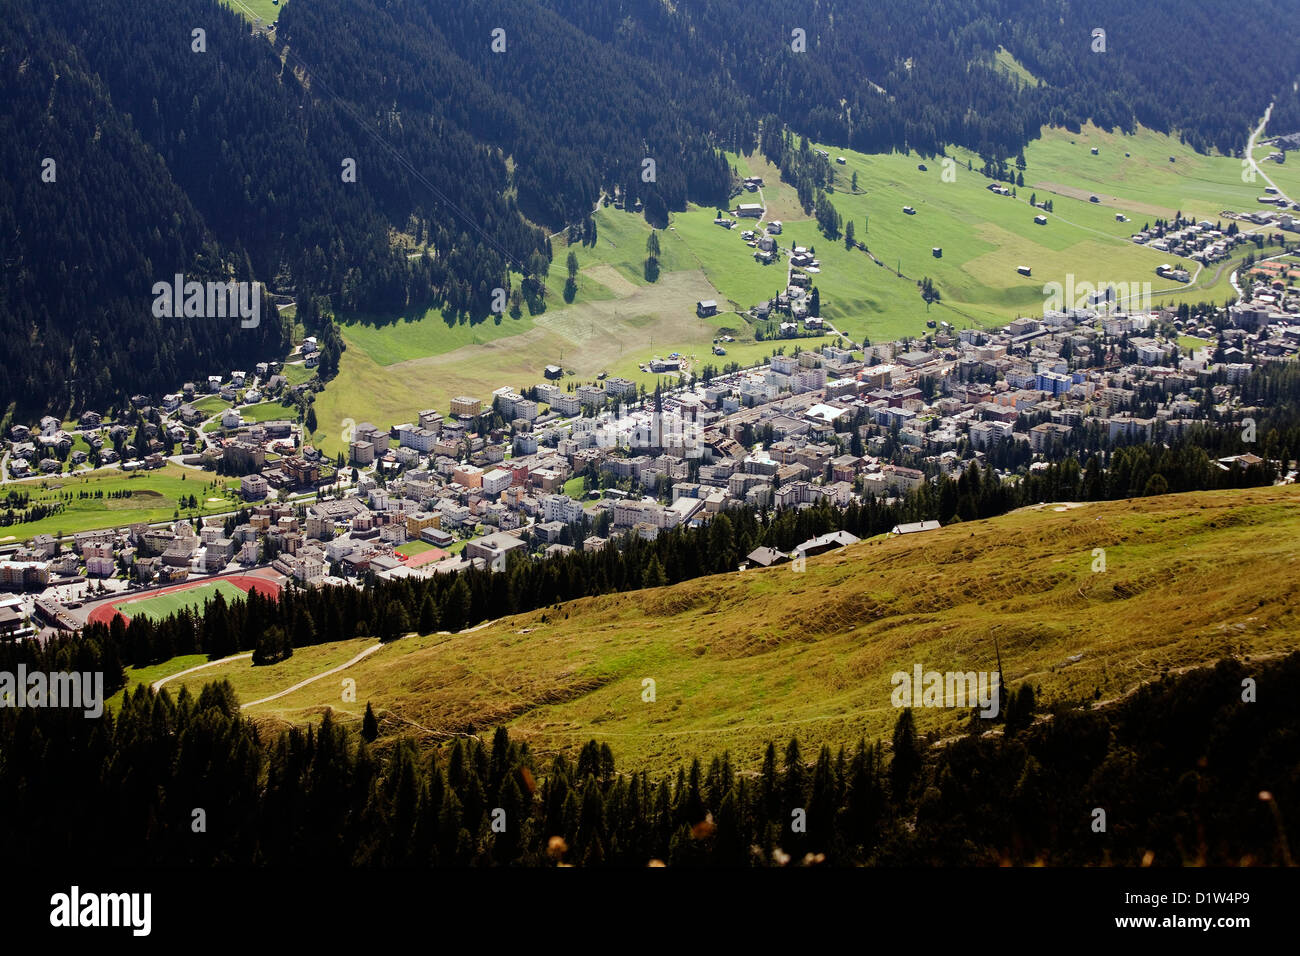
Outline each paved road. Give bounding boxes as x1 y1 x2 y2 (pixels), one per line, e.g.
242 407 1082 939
1231 248 1295 302
1246 103 1294 206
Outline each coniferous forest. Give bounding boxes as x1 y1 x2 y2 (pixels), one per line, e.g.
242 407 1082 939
1 653 1295 867
4 0 1299 416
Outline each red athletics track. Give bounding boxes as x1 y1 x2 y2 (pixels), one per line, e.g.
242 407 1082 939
399 546 450 568
85 571 282 626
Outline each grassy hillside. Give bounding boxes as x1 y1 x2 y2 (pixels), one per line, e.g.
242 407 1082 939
164 637 377 704
990 46 1040 88
307 212 835 454
105 654 209 712
186 484 1300 773
306 117 1273 443
1250 131 1300 200
808 120 1270 343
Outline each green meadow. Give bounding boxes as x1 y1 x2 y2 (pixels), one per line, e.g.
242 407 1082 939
667 207 792 311
280 362 317 387
192 395 231 415
1013 122 1265 219
162 638 379 707
1249 127 1299 203
107 654 211 712
220 0 287 26
806 123 1264 338
307 211 813 455
0 465 236 542
341 308 537 367
567 203 697 285
237 400 297 424
990 46 1039 88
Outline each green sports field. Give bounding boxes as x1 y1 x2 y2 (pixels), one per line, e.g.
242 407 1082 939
121 580 249 622
395 540 436 557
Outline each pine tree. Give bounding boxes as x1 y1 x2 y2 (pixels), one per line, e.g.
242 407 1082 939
1003 684 1036 737
759 741 779 822
443 577 472 632
1143 473 1169 496
644 230 661 283
808 745 837 852
845 739 883 852
362 701 379 741
418 594 439 634
293 610 316 648
708 513 736 571
380 601 411 643
253 624 288 666
782 738 806 814
889 708 921 806
641 554 668 588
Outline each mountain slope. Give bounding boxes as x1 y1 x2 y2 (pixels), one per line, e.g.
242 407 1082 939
190 484 1300 772
0 9 290 416
7 0 1299 417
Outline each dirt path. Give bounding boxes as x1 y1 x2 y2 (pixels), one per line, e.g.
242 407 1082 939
152 653 253 691
240 642 385 709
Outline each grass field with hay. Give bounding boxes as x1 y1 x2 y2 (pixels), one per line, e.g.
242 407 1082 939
306 249 831 455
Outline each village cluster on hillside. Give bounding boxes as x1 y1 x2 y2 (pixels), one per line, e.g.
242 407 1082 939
3 361 299 481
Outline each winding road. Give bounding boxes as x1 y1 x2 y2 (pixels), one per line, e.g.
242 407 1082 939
1246 103 1294 206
